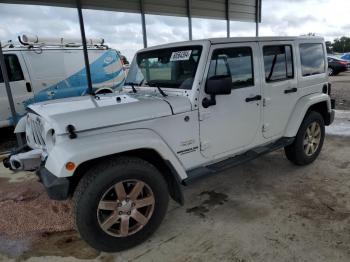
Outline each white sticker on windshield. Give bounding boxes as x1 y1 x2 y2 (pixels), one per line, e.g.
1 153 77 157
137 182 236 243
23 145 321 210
170 50 192 61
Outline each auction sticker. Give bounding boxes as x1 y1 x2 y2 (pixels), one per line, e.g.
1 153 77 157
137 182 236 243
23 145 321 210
170 50 192 61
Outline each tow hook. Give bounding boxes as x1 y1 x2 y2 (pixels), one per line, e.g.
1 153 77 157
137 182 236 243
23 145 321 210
3 149 43 171
3 157 12 169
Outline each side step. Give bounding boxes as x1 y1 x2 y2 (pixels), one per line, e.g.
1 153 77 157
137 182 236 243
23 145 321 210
183 137 294 185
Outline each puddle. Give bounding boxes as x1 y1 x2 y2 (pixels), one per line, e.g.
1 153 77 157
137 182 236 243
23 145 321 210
186 190 229 218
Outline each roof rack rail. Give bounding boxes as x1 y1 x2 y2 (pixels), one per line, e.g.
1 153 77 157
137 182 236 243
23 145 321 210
17 34 107 48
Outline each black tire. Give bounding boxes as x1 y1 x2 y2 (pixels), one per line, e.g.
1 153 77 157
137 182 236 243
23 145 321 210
73 157 169 252
328 67 334 76
284 111 325 166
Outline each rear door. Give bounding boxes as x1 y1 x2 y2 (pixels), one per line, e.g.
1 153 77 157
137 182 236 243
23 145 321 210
260 41 298 139
0 53 32 127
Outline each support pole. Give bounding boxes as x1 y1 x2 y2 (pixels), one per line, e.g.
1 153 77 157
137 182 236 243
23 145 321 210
187 0 192 40
140 0 147 48
76 0 93 95
255 0 260 37
226 0 230 38
0 42 23 146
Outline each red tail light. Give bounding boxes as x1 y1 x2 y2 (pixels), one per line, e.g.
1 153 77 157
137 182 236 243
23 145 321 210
338 61 348 65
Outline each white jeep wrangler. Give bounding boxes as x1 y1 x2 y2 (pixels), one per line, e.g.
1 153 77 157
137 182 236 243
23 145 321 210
4 36 335 252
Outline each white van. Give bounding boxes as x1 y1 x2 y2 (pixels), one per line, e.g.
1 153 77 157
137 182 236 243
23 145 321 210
0 35 126 127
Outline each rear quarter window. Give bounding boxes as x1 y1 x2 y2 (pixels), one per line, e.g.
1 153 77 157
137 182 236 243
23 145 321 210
299 43 325 76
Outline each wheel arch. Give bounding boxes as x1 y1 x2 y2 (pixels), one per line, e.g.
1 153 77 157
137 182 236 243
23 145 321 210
69 148 184 205
284 93 331 137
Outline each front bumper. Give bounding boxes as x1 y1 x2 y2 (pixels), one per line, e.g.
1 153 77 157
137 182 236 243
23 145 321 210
36 167 70 200
3 147 70 201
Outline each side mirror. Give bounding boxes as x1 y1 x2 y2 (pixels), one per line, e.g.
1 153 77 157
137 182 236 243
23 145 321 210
205 75 232 95
203 75 232 108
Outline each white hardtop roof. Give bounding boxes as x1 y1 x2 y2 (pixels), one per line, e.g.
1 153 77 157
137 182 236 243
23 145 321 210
139 36 325 52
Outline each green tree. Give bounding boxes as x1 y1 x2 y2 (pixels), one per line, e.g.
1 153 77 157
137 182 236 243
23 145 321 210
332 37 350 53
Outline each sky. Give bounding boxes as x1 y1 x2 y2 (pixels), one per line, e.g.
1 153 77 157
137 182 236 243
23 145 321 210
0 0 349 60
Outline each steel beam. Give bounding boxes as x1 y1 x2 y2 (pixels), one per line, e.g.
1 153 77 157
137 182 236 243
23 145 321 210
140 0 147 48
255 0 260 37
226 0 230 38
187 0 192 40
0 42 23 146
76 0 93 95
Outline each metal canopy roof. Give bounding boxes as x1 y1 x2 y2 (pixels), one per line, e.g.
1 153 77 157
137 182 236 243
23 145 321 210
3 0 261 22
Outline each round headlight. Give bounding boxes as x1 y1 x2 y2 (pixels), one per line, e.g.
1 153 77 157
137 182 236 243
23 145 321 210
46 129 56 150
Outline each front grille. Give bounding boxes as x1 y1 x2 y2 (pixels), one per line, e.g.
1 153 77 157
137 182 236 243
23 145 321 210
26 113 46 148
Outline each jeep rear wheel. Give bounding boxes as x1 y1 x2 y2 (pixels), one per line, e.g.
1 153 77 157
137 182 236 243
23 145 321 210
284 111 325 165
73 157 169 252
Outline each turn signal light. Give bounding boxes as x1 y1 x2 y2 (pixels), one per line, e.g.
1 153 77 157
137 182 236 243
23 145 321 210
65 162 76 171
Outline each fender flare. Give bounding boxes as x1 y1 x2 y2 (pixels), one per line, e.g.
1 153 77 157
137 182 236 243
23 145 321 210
45 129 187 181
284 93 331 137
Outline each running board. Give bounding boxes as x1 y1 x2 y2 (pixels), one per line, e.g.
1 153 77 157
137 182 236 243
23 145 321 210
183 137 294 185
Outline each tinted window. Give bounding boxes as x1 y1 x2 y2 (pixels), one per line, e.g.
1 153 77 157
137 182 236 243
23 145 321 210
300 43 325 76
263 45 294 82
208 47 254 89
0 54 24 83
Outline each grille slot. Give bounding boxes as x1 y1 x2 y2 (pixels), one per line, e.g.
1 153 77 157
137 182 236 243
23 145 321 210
26 114 46 148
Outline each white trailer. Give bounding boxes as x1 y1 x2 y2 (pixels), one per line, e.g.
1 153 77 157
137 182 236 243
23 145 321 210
0 35 126 127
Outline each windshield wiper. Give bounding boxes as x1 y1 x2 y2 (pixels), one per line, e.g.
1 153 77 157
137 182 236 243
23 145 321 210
148 81 167 97
124 82 138 93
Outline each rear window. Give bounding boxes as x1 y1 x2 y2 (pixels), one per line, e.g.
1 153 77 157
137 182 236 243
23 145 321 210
300 43 325 76
263 45 294 82
0 54 24 83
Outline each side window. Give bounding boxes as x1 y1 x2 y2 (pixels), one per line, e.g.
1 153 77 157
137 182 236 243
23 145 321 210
0 54 24 83
208 47 254 89
299 43 325 76
263 45 294 82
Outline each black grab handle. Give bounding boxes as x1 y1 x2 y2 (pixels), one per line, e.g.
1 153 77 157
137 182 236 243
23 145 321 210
284 87 297 94
245 95 262 102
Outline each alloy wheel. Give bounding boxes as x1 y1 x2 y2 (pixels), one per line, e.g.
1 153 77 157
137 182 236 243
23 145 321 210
303 121 321 156
97 179 155 237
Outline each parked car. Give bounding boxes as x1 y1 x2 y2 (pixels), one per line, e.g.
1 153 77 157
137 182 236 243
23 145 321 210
340 53 350 61
327 56 349 76
4 36 335 252
0 35 126 127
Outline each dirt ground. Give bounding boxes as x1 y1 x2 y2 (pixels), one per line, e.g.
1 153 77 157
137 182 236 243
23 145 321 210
330 71 350 110
0 134 349 262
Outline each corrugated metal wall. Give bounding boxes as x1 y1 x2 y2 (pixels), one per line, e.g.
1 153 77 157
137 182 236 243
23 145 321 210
4 0 260 22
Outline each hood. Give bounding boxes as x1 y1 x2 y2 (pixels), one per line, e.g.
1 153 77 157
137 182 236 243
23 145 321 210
28 92 192 135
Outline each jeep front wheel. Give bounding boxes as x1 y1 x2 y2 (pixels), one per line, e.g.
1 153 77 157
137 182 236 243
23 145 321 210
284 111 325 165
73 157 169 252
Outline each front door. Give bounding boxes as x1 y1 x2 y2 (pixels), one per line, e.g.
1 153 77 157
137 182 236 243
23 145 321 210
199 43 262 158
260 41 298 139
0 53 32 127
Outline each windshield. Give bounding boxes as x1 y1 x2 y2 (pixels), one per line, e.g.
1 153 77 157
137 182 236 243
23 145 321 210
125 46 202 90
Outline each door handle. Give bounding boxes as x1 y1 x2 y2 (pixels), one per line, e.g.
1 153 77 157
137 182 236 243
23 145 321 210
26 82 32 92
284 87 297 94
245 95 262 102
